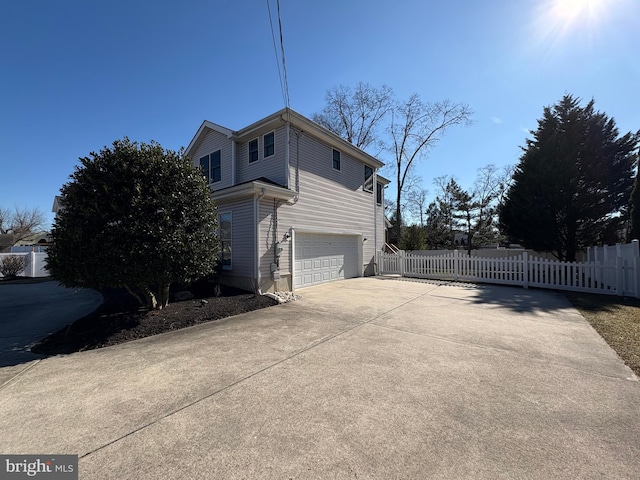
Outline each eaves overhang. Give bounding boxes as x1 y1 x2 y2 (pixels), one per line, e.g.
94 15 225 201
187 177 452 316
211 180 296 202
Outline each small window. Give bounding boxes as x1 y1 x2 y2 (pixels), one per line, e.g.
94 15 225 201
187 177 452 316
263 131 275 158
249 139 258 163
211 150 221 183
219 212 232 270
199 150 222 183
199 155 209 180
376 183 383 205
332 149 341 171
364 165 374 193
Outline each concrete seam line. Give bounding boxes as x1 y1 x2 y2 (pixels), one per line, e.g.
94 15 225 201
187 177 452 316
0 360 42 392
80 286 440 461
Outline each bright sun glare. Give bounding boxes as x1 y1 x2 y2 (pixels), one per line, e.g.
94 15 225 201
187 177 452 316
533 0 617 49
551 0 609 24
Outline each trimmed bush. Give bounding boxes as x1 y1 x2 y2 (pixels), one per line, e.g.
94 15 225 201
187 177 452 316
0 255 28 279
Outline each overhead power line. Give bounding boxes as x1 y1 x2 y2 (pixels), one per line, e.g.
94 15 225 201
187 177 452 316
266 0 290 111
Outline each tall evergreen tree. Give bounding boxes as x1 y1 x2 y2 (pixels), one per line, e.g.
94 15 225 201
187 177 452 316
499 95 639 261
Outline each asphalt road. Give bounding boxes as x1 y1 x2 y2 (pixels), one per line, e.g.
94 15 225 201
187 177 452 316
0 280 103 367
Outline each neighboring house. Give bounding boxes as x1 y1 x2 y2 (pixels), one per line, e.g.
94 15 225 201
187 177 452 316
186 108 389 293
0 232 52 253
52 195 65 218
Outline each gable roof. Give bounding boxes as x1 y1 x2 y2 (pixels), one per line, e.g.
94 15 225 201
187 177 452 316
185 108 384 170
185 120 234 157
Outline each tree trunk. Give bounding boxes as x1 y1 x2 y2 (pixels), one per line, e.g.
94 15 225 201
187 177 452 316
395 185 402 247
466 212 473 257
124 285 145 306
141 286 158 310
158 283 170 309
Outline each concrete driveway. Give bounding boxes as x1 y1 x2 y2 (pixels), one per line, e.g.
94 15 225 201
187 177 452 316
0 280 103 369
0 277 638 479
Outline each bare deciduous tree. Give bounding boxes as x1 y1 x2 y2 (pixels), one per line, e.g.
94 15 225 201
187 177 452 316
388 96 473 243
312 82 393 153
0 206 46 242
405 185 430 227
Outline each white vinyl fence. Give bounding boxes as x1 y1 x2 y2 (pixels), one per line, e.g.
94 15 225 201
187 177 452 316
0 251 49 278
377 241 640 297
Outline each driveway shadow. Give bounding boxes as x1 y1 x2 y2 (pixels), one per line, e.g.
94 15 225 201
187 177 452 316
0 282 102 368
381 276 576 315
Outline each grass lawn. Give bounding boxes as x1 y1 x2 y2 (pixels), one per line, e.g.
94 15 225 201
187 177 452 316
564 291 640 377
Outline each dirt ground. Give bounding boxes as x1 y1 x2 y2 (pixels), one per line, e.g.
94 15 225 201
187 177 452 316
32 285 277 355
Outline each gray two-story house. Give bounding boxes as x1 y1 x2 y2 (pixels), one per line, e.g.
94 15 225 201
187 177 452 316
185 108 389 293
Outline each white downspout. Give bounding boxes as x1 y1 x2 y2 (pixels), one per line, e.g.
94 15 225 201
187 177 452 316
290 226 296 291
284 121 290 189
374 169 378 275
254 188 266 293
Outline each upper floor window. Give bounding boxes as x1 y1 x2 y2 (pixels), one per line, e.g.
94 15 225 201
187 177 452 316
364 165 374 193
376 183 383 205
248 139 259 163
263 131 275 158
332 149 341 171
200 150 221 183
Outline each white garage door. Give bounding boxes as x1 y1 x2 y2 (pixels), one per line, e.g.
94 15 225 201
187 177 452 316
294 233 360 288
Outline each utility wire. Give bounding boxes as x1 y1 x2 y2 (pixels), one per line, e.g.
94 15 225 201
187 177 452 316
266 0 287 109
276 0 290 110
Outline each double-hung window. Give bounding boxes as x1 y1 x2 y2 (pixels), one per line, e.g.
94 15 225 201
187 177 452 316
364 165 374 193
248 139 259 163
332 149 341 171
263 131 275 158
376 183 383 205
199 150 221 183
219 212 232 270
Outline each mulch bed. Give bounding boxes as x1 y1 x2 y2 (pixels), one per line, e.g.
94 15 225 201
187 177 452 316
31 286 278 355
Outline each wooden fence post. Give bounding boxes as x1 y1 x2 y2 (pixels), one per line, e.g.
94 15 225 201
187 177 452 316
522 252 529 289
399 250 405 276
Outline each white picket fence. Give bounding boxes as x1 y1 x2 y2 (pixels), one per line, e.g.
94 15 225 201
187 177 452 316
377 241 640 297
0 251 49 278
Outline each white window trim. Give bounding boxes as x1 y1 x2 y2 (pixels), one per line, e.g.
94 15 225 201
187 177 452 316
210 150 222 184
376 182 383 205
363 165 374 193
248 138 259 164
263 130 276 159
332 148 341 171
201 150 222 185
219 211 232 270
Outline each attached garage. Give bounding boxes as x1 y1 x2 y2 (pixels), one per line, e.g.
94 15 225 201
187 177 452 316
293 233 361 288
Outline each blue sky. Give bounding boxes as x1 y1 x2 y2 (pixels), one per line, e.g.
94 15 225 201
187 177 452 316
1 0 638 229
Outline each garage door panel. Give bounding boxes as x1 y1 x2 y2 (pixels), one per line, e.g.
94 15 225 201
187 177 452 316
294 233 359 288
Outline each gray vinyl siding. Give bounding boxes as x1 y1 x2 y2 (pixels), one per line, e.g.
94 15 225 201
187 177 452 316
281 131 379 273
215 198 254 280
376 183 386 252
257 200 288 291
236 126 288 187
190 129 233 190
376 202 386 252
